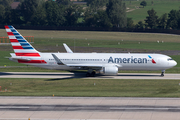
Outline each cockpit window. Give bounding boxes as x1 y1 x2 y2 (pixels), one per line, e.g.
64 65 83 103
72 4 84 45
167 58 173 61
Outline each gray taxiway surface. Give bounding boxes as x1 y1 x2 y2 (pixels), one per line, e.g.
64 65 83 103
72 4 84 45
0 72 180 79
1 97 180 120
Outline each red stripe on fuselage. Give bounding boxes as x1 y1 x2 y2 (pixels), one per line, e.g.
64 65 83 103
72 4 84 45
15 53 40 57
18 60 47 64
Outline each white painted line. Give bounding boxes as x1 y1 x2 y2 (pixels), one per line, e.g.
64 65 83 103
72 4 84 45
110 107 180 110
0 106 29 109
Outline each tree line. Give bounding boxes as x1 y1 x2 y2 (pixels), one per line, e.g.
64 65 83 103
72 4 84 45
0 0 180 30
134 8 180 30
0 0 126 28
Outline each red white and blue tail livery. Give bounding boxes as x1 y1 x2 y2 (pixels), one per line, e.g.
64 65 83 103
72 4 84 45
6 26 177 77
5 25 40 57
5 25 46 64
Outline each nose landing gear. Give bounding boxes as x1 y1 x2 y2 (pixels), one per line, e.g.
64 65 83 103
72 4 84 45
161 70 165 77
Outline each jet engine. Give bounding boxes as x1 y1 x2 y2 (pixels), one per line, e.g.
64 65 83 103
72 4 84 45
100 66 118 75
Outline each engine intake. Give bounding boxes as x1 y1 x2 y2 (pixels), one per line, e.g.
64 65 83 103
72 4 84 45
100 66 118 75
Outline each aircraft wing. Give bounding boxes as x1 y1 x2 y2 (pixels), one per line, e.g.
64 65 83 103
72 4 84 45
52 54 64 65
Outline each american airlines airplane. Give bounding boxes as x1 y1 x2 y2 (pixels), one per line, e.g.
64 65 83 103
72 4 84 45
5 25 177 77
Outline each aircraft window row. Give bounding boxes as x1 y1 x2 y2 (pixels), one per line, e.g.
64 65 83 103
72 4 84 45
62 59 103 61
49 59 103 61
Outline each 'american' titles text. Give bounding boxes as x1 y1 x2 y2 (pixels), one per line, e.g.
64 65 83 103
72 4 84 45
108 56 147 64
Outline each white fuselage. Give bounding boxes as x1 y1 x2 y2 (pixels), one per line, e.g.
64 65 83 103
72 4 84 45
6 25 177 76
13 52 177 71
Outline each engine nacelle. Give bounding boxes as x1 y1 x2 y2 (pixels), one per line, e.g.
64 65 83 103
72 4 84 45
100 66 118 75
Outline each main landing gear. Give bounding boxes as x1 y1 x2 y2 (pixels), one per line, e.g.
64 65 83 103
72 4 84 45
161 70 165 77
86 69 96 77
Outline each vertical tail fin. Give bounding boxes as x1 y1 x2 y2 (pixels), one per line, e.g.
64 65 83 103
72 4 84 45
5 25 40 57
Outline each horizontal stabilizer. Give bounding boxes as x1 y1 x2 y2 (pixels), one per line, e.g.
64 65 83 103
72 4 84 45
9 53 31 61
9 57 31 61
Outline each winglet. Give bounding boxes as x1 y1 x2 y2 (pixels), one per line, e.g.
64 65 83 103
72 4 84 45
52 54 64 65
63 43 73 53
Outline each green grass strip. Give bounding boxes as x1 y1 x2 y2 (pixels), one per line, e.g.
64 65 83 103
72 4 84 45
0 78 180 97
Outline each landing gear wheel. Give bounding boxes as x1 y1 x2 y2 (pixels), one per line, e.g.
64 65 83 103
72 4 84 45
161 72 164 77
161 70 165 77
90 71 96 77
86 73 90 77
86 71 96 77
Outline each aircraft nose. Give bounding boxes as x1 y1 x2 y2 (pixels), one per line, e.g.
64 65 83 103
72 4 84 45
171 60 177 67
174 60 177 66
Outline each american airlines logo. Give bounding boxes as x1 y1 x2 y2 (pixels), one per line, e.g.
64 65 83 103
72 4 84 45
148 55 156 64
108 56 148 64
